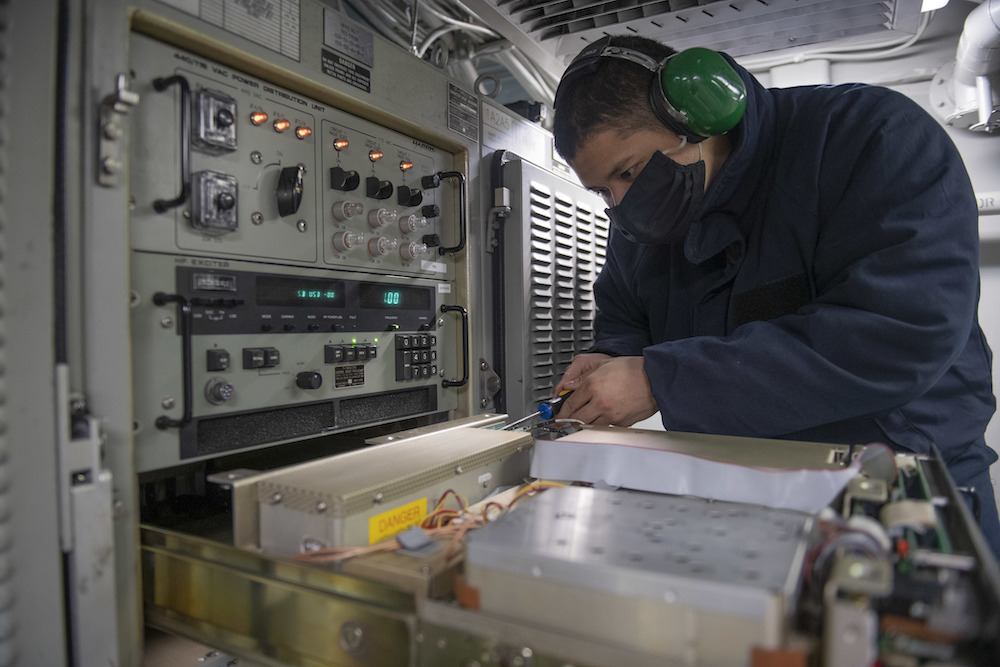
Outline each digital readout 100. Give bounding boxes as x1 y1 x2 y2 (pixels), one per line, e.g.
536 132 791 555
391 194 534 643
383 290 402 306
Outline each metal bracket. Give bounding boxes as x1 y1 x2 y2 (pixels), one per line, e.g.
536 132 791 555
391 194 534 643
56 366 120 666
97 73 139 187
478 358 502 409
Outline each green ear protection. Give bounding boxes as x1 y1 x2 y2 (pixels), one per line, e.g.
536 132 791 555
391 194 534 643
554 37 747 142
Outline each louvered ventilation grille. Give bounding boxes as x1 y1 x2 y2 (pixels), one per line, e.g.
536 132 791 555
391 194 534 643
526 181 609 405
474 0 919 60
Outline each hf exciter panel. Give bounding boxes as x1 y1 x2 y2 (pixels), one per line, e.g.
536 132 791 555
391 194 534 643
127 34 466 472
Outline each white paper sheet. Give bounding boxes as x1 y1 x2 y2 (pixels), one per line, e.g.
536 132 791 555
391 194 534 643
530 428 859 514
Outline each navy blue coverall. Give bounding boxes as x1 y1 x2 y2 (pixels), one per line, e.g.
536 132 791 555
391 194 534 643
590 60 1000 558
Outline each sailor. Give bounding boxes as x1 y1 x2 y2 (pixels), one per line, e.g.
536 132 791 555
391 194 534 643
551 35 1000 559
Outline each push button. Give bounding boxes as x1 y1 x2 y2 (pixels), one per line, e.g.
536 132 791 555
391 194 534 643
324 345 345 363
206 349 230 372
262 347 280 367
243 348 265 369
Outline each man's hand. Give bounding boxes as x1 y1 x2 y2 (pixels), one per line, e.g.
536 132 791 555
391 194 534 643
553 352 614 396
556 355 658 426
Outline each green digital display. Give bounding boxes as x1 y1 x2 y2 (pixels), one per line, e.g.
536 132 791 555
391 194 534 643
256 276 346 307
358 283 432 310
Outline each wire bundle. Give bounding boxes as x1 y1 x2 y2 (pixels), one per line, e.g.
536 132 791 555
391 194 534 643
294 481 565 564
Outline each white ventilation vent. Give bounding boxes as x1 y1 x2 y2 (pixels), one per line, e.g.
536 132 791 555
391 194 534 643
463 0 923 69
503 160 609 416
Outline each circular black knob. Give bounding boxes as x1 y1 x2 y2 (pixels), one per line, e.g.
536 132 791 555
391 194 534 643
216 108 235 127
295 371 323 390
421 204 440 218
216 191 236 211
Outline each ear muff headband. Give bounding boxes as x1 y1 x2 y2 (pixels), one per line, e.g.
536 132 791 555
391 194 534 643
554 38 747 142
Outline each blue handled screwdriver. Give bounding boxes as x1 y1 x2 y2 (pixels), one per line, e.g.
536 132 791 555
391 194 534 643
503 390 574 430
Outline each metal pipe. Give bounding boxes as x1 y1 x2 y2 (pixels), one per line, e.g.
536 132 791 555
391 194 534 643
954 0 1000 86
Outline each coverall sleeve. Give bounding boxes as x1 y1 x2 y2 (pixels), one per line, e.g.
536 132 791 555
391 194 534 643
644 92 983 437
589 239 654 356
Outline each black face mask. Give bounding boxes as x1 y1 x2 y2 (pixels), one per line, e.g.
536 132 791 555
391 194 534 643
606 149 706 246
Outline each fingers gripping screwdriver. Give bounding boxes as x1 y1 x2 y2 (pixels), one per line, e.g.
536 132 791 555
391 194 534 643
503 390 574 430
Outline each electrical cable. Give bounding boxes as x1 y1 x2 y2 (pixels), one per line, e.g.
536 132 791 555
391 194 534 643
417 23 499 58
54 0 70 364
293 481 565 564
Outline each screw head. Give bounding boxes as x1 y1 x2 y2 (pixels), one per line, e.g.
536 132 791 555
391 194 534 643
340 622 365 654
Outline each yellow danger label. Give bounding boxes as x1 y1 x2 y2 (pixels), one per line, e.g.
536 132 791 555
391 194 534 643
368 497 428 544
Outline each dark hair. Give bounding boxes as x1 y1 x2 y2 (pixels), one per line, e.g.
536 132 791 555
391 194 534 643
553 36 677 161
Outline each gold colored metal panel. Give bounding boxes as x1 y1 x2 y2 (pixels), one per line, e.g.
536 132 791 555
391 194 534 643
142 526 416 666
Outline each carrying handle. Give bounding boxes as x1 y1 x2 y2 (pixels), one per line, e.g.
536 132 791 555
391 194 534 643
152 75 191 213
436 171 466 255
440 304 469 388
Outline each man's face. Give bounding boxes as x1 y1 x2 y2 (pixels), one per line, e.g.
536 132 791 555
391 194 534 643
568 126 696 207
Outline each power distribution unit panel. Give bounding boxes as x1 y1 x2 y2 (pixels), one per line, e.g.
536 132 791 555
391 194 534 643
128 34 456 276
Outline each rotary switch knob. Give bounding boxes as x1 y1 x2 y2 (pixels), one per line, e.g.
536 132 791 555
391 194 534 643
216 191 236 211
276 164 305 216
295 371 323 390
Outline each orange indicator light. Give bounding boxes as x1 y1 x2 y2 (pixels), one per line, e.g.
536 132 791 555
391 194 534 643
295 126 313 140
399 160 414 172
334 138 350 151
369 150 384 162
273 119 291 132
250 111 269 125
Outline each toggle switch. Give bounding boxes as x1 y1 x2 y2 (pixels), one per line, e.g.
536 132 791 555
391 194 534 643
366 176 394 200
397 185 423 207
330 166 360 191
